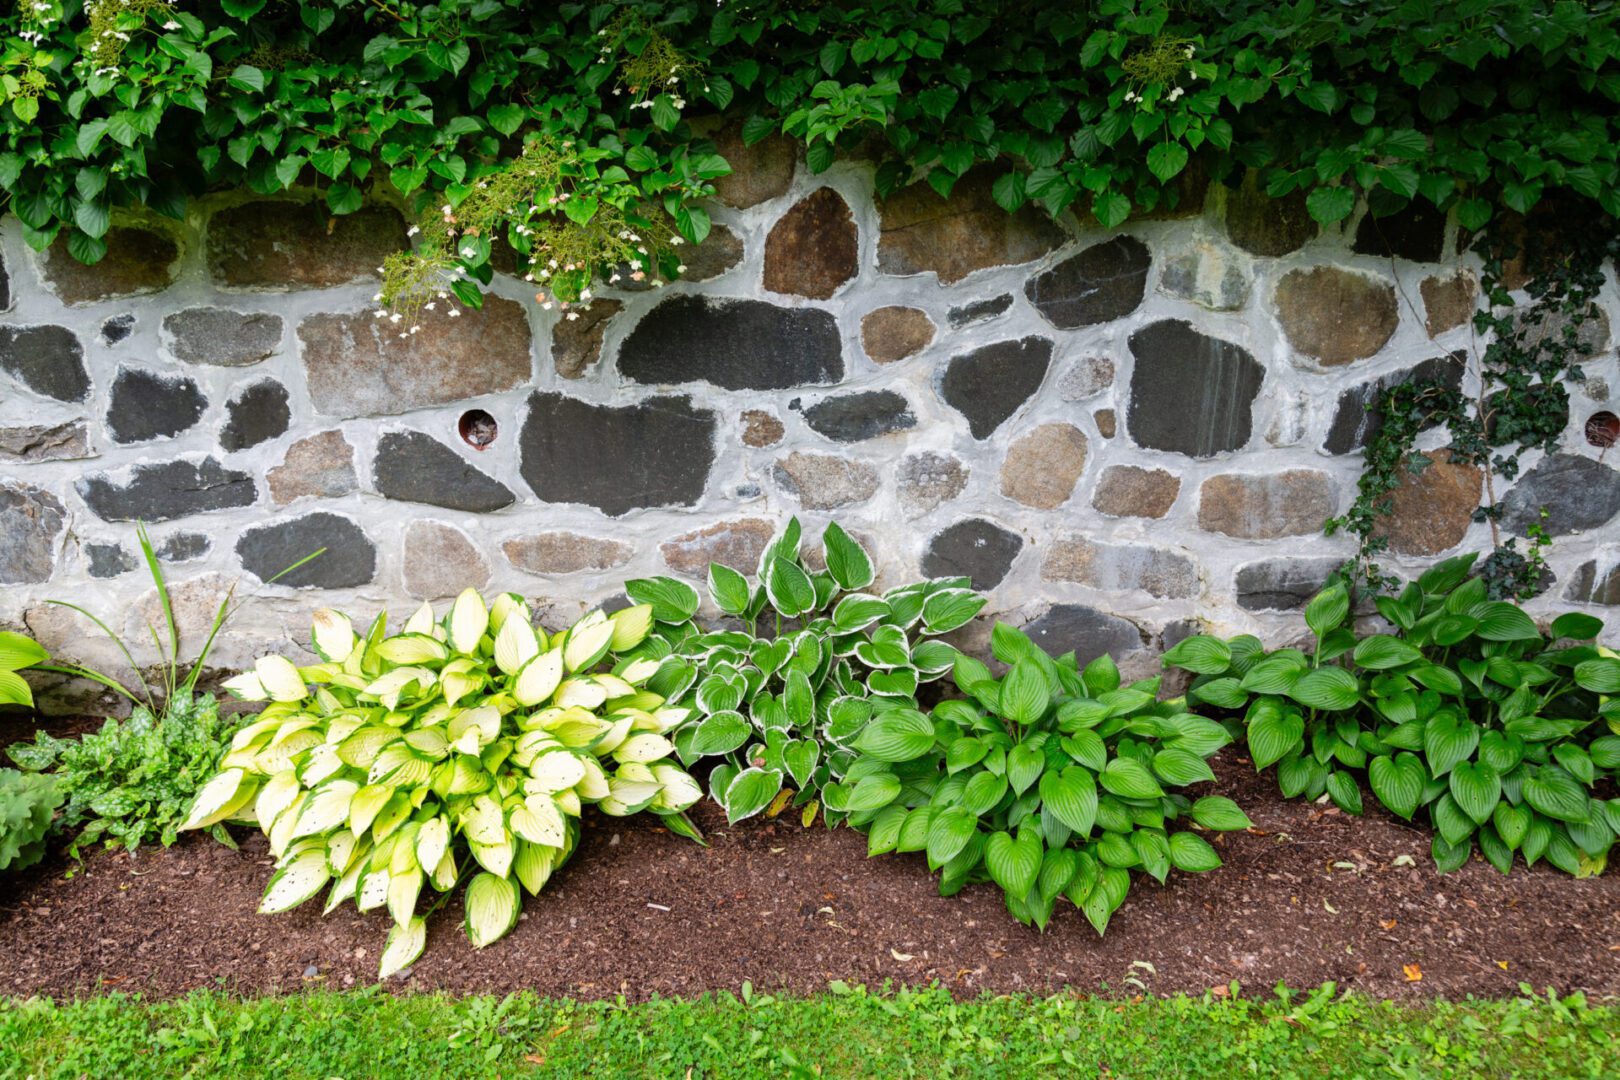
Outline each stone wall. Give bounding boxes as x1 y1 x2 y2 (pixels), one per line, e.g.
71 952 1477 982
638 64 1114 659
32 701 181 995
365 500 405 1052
4 150 1620 700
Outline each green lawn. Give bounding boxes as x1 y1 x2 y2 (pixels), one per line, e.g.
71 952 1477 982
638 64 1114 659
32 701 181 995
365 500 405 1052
1 982 1613 1079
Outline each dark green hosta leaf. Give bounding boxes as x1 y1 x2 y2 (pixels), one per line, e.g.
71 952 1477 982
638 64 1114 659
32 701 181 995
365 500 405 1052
897 805 933 852
707 563 751 616
1551 744 1594 785
821 522 874 591
985 829 1042 900
926 805 978 868
845 772 902 813
1325 770 1363 815
1168 831 1221 872
1432 793 1477 846
854 710 935 762
999 660 1050 726
1431 834 1471 873
1477 826 1514 875
1550 612 1603 641
921 589 985 634
1131 829 1170 883
1038 767 1097 836
1472 602 1541 642
1352 635 1423 670
624 576 700 624
1575 658 1620 694
1304 584 1349 638
1240 657 1306 696
1523 766 1590 823
1191 677 1248 709
866 804 907 856
1493 802 1530 850
1448 761 1501 825
1007 742 1045 795
1248 708 1304 770
1191 796 1252 831
1039 847 1080 903
1099 758 1163 800
1081 865 1130 936
1423 714 1479 777
961 770 1009 816
688 711 750 756
765 556 816 618
1081 653 1120 696
1162 635 1231 676
1288 667 1360 711
1151 747 1215 787
1410 664 1463 697
723 767 783 824
1368 753 1426 819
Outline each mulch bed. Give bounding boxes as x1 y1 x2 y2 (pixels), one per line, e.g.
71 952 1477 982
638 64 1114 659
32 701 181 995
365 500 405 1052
3 750 1617 1004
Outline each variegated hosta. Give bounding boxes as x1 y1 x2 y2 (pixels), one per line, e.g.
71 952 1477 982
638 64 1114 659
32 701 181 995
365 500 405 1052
179 590 702 978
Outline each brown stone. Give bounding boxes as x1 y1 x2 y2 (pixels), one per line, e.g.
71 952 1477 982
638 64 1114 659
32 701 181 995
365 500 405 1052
764 187 858 300
705 122 797 209
681 225 745 281
898 452 968 517
42 226 179 304
1225 170 1317 257
660 518 776 575
1274 267 1399 366
1197 470 1337 539
740 410 784 448
0 420 91 463
208 202 407 289
1092 465 1180 519
877 168 1067 284
552 299 622 379
1372 449 1482 556
297 296 532 417
402 521 490 598
1421 271 1477 338
267 431 357 504
860 306 935 364
1000 423 1088 509
503 532 633 575
1041 536 1200 599
772 452 879 509
1094 409 1117 439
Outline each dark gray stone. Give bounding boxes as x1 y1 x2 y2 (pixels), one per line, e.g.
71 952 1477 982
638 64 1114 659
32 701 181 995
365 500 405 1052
619 296 843 390
801 390 916 443
939 337 1052 439
1126 320 1264 457
1323 353 1465 455
0 325 90 402
1499 454 1620 537
77 457 257 522
237 512 377 589
0 248 8 310
1564 560 1620 606
920 518 1023 590
86 542 136 579
519 392 716 516
1353 201 1447 262
0 482 66 585
1235 558 1343 611
373 431 515 513
1024 237 1151 330
163 307 283 367
220 380 291 452
106 367 207 444
948 294 1013 328
155 533 210 562
100 314 135 345
1020 604 1146 667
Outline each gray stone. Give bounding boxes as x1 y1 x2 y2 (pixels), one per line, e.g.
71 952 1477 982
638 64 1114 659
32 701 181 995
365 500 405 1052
1322 353 1466 455
1274 267 1399 366
801 390 916 443
1514 304 1609 362
948 294 1013 328
877 168 1067 284
105 367 207 445
268 431 356 504
1020 604 1146 667
220 380 290 452
504 532 634 575
1235 558 1343 611
238 512 377 589
1499 454 1620 537
1025 236 1152 330
860 306 935 364
86 542 136 579
1042 537 1199 599
898 452 968 517
0 482 66 585
619 296 843 391
154 533 210 562
0 325 90 402
1056 356 1116 401
939 337 1052 439
681 226 747 281
1000 423 1088 509
373 431 515 513
208 202 406 288
1197 470 1337 539
764 187 858 300
660 518 776 575
1564 560 1620 606
42 226 179 304
520 392 716 516
402 521 489 598
1126 320 1264 457
1158 239 1251 311
100 314 135 345
551 299 621 379
740 410 784 448
78 457 257 522
162 307 284 367
772 452 879 510
1353 201 1447 262
921 518 1023 590
0 421 91 463
1225 171 1317 257
1092 465 1181 519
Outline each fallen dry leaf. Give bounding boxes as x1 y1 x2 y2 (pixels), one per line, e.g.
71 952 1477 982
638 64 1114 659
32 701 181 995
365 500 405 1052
1497 961 1510 970
890 948 915 962
1403 964 1423 982
1210 985 1229 998
1380 919 1398 930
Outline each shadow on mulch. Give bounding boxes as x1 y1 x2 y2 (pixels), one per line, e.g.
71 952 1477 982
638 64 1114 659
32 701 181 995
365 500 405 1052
2 751 1616 1003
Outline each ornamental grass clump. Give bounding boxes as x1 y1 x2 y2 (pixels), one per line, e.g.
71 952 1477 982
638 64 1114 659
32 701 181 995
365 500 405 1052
181 590 702 978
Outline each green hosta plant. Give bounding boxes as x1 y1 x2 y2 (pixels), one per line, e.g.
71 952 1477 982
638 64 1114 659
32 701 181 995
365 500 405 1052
0 769 62 872
634 518 986 825
1166 554 1620 877
836 622 1252 934
179 590 702 978
0 631 48 708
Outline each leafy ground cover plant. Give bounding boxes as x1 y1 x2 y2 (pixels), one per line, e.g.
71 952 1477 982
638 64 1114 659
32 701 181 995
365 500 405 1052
180 591 703 978
1166 554 1620 876
0 631 49 709
628 519 986 825
0 768 61 872
835 622 1251 933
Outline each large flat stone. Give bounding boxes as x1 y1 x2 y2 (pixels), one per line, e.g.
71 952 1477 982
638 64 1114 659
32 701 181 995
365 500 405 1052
772 452 879 510
1224 171 1316 257
551 299 622 379
1372 449 1481 556
268 431 356 504
1157 238 1251 311
1322 353 1465 455
505 532 633 575
403 521 490 598
105 367 206 445
0 482 66 585
77 457 257 523
1042 536 1199 599
1000 423 1088 509
162 307 283 367
1564 560 1620 606
704 122 797 208
1275 267 1399 366
0 325 90 402
860 306 935 364
220 380 291 452
1235 558 1343 611
1020 604 1147 668
1353 201 1447 262
898 451 968 517
801 390 915 442
209 202 406 288
0 420 91 463
373 431 515 513
618 295 842 390
1126 320 1264 457
1499 454 1620 537
42 226 179 304
921 518 1023 590
660 518 775 575
237 512 376 588
1421 272 1476 338
764 187 858 300
877 168 1067 284
939 337 1052 439
1092 465 1181 519
1197 470 1337 539
1025 236 1151 330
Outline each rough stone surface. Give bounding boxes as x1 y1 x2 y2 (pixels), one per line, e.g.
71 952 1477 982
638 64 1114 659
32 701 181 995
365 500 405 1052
42 226 179 304
1020 604 1145 667
1235 558 1344 611
504 532 633 576
877 169 1067 284
706 123 796 208
77 457 257 523
1093 409 1116 439
220 380 290 452
682 226 746 281
520 393 716 516
1197 470 1337 539
740 410 785 448
1421 272 1477 338
373 431 515 513
1514 304 1609 361
898 452 968 517
999 423 1088 509
1126 320 1264 457
921 518 1023 591
1158 239 1251 311
763 187 858 300
0 248 8 310
1275 267 1399 366
100 314 135 345
403 521 490 598
801 390 915 443
1225 172 1317 257
105 367 207 445
1565 561 1620 606
1042 536 1199 599
619 296 843 390
0 483 66 585
1499 454 1620 537
1353 202 1447 262
772 452 879 510
154 533 210 562
238 512 375 588
660 518 776 575
0 421 91 463
860 307 934 364
948 294 1013 328
1057 356 1115 401
1322 353 1465 455
1092 465 1180 519
209 203 406 288
298 296 532 417
268 431 356 504
86 543 136 579
163 308 283 367
552 299 622 380
940 337 1052 439
1373 450 1482 556
1025 237 1152 330
0 325 89 402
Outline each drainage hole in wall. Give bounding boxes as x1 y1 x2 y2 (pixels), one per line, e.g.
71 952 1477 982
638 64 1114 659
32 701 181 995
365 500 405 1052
459 409 498 450
1586 410 1619 449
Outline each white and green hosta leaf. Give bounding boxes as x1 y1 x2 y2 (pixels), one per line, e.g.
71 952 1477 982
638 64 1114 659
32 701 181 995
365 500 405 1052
379 916 427 979
259 847 331 914
375 633 450 666
563 618 616 673
493 615 540 674
449 588 490 655
513 650 564 706
310 609 357 664
464 872 521 948
221 669 269 701
609 604 655 652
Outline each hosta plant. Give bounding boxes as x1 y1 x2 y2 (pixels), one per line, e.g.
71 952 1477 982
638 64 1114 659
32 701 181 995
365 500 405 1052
180 590 702 978
836 622 1252 933
630 518 986 825
0 769 62 872
1166 554 1620 877
0 631 48 709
